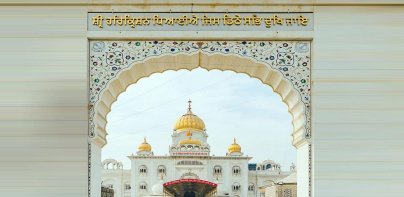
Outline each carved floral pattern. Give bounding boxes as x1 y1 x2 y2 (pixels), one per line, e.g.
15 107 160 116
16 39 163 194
89 41 311 138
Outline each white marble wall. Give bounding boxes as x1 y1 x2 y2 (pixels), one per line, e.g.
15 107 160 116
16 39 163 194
129 157 249 197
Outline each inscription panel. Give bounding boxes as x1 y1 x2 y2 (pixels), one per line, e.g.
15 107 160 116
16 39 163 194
88 12 314 31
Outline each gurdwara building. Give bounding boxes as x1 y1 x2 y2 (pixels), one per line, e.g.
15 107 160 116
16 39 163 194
102 102 296 197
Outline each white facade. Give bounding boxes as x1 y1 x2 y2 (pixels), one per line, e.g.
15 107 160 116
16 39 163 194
249 161 295 197
102 159 132 197
103 103 294 197
102 158 294 197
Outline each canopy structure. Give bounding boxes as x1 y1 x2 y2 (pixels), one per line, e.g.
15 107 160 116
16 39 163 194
163 179 217 197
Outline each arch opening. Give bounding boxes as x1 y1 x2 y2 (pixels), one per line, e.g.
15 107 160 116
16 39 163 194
94 53 309 148
89 41 311 197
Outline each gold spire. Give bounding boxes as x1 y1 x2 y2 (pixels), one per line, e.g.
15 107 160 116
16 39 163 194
138 137 152 152
174 100 206 132
228 138 242 153
187 99 192 113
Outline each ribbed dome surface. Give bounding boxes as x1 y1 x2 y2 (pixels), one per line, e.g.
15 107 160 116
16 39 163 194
228 138 241 153
174 100 205 132
138 137 152 152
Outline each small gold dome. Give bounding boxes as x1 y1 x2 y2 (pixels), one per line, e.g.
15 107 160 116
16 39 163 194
138 137 152 152
228 138 242 153
174 100 205 132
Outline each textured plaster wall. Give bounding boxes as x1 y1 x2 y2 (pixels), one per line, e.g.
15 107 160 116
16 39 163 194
0 6 89 197
312 6 404 197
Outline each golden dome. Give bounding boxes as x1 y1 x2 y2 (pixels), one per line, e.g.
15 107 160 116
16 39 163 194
179 131 202 145
174 100 205 132
228 138 242 153
138 137 152 152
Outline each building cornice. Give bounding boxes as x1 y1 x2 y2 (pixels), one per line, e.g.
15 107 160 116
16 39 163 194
127 155 252 160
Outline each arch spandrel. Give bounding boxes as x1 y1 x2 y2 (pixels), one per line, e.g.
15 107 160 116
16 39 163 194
89 41 311 148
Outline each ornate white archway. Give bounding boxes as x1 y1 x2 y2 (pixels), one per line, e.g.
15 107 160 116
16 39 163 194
88 41 312 197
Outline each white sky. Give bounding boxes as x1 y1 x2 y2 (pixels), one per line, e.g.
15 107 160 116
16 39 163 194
102 68 296 170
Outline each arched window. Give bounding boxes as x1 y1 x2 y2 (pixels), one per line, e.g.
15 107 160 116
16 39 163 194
102 159 123 170
157 165 166 176
105 184 113 189
125 183 131 191
266 164 272 170
232 182 241 192
248 183 255 191
139 182 147 191
232 166 241 175
139 165 147 175
213 165 222 175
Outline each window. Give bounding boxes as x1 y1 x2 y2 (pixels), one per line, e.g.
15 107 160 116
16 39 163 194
232 166 241 175
248 183 254 191
139 165 147 175
158 165 166 175
248 163 257 171
125 184 131 191
266 164 272 170
213 165 222 175
232 183 241 192
139 182 147 191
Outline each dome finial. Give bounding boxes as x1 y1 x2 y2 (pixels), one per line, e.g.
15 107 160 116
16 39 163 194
233 138 237 144
187 99 192 113
144 137 147 143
